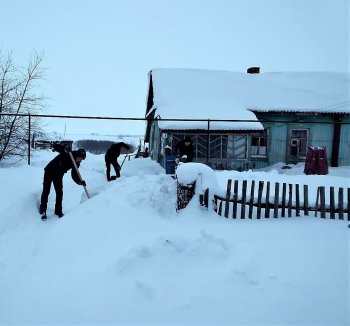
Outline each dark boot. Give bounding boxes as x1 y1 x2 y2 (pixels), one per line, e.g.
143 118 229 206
55 211 64 218
41 212 47 220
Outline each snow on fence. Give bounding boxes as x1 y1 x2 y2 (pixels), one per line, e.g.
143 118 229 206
200 179 350 220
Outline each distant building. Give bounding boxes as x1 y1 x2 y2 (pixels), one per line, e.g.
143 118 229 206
144 68 350 171
32 135 73 150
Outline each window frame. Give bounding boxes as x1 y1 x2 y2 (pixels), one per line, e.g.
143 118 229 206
250 129 268 158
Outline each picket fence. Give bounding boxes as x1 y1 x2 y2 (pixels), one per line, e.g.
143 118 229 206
199 179 350 220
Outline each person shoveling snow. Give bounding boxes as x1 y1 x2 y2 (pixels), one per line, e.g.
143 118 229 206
104 142 131 181
39 143 87 220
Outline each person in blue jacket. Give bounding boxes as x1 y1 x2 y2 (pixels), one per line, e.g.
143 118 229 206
39 143 86 219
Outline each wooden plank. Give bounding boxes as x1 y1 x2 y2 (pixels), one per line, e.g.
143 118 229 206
320 186 326 219
265 181 270 218
204 188 209 208
281 183 287 217
273 182 279 218
295 184 300 216
288 184 293 217
330 187 335 219
248 180 255 219
315 187 320 217
339 188 344 220
241 180 247 219
257 181 264 219
232 180 238 219
218 200 223 216
224 179 232 218
303 185 309 216
214 197 218 213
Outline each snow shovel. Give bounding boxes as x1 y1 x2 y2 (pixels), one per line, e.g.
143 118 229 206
120 153 129 168
68 151 90 199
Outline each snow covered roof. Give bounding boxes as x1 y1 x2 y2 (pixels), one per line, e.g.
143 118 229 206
150 68 350 131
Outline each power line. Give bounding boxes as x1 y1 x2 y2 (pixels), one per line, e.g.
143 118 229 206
1 112 350 125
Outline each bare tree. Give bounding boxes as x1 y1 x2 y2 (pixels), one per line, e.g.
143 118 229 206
0 51 46 163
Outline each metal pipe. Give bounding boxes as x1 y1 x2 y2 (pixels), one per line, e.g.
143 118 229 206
206 119 210 164
0 112 348 124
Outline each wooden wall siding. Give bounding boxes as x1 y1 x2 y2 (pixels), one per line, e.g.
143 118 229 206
210 179 350 220
257 113 350 167
150 121 161 161
339 116 350 166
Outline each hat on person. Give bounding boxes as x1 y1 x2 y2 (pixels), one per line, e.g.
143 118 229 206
76 148 86 159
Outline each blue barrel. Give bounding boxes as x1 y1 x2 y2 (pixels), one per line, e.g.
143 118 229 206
165 155 176 174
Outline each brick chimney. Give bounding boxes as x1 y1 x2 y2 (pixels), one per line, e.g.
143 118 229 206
247 67 260 74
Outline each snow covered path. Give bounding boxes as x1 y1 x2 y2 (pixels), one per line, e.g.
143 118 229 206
0 151 348 325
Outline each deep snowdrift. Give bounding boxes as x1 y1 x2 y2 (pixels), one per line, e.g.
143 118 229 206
0 150 348 325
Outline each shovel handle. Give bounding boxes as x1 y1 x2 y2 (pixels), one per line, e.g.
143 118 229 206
69 151 90 199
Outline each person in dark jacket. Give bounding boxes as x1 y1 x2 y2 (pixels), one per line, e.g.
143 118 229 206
175 136 194 162
105 142 131 181
39 143 87 219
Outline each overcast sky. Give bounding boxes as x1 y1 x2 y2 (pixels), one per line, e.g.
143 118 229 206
1 0 349 135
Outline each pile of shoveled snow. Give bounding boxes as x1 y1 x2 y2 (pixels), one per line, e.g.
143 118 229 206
0 150 348 325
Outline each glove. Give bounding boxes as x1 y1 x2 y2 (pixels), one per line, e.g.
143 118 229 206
80 180 86 187
64 144 71 153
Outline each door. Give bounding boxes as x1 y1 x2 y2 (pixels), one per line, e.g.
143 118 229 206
289 129 308 161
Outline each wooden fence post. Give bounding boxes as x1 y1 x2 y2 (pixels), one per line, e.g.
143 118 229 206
241 180 247 219
338 188 344 220
248 180 255 219
274 182 279 218
232 180 238 219
295 184 300 216
218 199 223 216
330 187 335 219
214 196 218 213
224 179 232 218
282 183 287 217
288 184 293 217
320 186 326 218
315 187 320 217
303 185 309 216
203 188 209 208
257 181 264 219
265 181 270 218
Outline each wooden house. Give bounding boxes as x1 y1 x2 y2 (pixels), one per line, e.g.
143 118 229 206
144 68 350 172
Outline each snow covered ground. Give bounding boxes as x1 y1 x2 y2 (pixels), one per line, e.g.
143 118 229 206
0 150 349 325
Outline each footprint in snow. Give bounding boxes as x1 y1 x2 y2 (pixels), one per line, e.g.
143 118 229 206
135 280 155 299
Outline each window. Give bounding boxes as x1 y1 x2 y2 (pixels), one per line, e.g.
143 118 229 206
196 135 208 158
227 135 248 160
290 129 308 158
169 133 247 160
251 130 267 157
209 135 224 158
